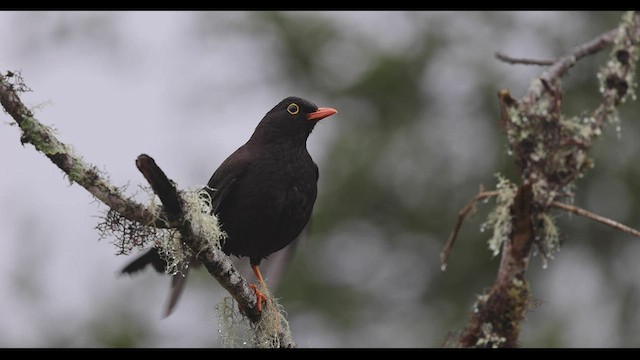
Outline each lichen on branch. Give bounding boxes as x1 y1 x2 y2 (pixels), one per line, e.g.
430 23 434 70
482 175 518 257
451 11 640 348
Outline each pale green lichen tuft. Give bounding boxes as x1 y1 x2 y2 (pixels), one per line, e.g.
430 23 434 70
157 187 226 276
251 287 293 348
215 288 293 348
560 115 600 141
482 175 517 256
184 187 226 252
536 212 560 267
595 11 639 130
96 186 225 264
215 296 248 348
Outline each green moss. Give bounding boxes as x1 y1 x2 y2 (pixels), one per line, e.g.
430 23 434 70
68 158 86 184
507 278 531 324
20 114 66 155
471 279 531 348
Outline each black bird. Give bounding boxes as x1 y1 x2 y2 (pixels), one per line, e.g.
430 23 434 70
122 96 337 316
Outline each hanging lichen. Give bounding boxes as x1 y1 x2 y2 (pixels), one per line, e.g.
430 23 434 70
481 175 518 256
215 288 293 348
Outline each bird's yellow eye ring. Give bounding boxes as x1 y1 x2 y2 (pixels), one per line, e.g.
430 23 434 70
287 103 300 115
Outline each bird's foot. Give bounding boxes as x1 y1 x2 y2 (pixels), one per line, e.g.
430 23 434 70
249 283 268 313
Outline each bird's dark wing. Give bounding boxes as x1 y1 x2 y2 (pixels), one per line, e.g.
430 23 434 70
206 146 253 213
120 147 252 317
159 147 253 315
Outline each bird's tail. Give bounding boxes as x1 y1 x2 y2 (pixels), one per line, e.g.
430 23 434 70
165 265 191 318
121 247 167 274
121 247 195 317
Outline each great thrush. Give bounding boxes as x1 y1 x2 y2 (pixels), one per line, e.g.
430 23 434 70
122 96 337 316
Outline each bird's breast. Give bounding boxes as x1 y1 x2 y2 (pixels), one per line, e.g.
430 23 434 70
218 149 318 259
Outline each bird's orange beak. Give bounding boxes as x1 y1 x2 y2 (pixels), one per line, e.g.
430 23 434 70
307 107 338 121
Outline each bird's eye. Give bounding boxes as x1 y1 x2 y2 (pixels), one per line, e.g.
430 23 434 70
287 103 300 115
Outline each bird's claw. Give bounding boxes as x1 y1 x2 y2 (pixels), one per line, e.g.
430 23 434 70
249 284 267 313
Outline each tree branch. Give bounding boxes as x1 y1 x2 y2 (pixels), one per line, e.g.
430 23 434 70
459 184 534 348
440 187 498 270
453 11 640 348
0 72 175 229
520 28 619 108
494 52 555 66
551 201 640 238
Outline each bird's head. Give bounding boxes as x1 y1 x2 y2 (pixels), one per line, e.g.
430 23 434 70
252 96 337 144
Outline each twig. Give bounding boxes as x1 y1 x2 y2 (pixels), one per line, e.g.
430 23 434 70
440 187 498 270
521 28 619 107
551 201 640 238
543 28 618 81
495 52 555 66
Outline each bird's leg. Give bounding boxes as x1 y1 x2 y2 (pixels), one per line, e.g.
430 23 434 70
250 264 268 313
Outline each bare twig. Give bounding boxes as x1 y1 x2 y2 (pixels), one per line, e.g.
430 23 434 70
551 201 640 238
495 52 555 66
521 28 619 107
440 187 498 270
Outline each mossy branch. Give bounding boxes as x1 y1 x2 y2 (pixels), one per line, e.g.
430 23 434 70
448 11 640 348
0 72 174 229
0 71 295 348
